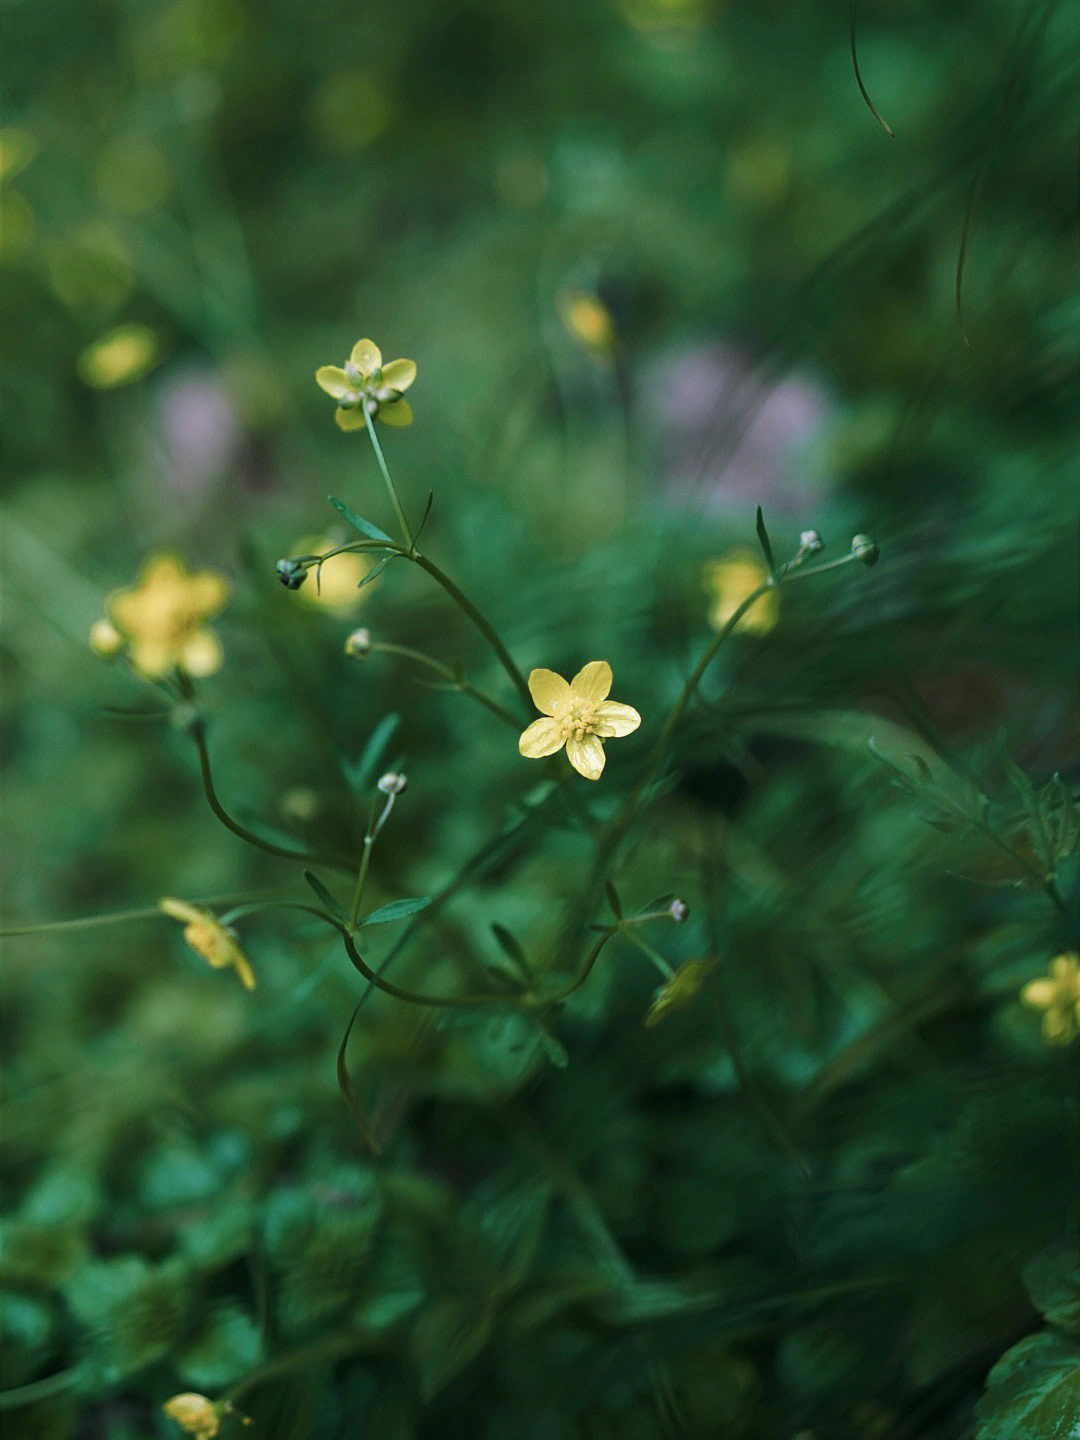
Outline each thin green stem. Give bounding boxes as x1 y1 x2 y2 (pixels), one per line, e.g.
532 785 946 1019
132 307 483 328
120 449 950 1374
187 716 354 873
364 408 414 550
372 642 523 728
348 798 382 932
407 551 533 714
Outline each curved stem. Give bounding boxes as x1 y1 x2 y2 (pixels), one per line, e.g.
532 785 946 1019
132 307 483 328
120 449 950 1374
187 717 354 873
373 642 523 729
407 552 533 714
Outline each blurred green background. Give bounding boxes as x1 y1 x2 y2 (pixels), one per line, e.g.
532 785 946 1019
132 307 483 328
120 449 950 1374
2 0 1078 1437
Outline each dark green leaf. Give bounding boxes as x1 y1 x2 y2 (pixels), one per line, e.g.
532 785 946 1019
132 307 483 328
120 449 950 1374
360 897 432 926
413 491 435 545
342 713 401 792
755 505 775 574
328 496 393 543
491 923 532 979
303 871 345 923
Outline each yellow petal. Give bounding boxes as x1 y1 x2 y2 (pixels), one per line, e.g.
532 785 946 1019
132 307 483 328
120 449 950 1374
335 406 367 431
1050 953 1079 982
571 661 612 703
316 365 353 398
528 668 571 715
128 638 176 677
594 701 640 738
160 897 204 925
519 717 565 758
1022 979 1058 1008
381 358 416 391
566 733 606 779
377 398 413 426
179 630 224 678
350 339 382 375
187 571 230 615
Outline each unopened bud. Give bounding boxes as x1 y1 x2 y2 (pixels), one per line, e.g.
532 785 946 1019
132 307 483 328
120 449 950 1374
345 627 372 659
851 534 879 566
669 898 689 923
89 618 124 657
799 529 824 554
377 772 407 795
276 558 307 590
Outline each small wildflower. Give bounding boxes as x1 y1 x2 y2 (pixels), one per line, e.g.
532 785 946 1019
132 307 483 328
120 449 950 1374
316 338 416 430
97 554 228 678
345 626 372 659
644 957 718 1027
159 898 256 991
519 662 641 781
163 1394 219 1440
702 550 778 635
1021 953 1080 1045
851 533 879 566
669 898 689 923
377 771 408 795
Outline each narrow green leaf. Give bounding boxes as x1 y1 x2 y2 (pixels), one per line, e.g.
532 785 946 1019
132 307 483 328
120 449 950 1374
303 871 345 923
342 713 401 792
413 491 435 545
604 880 623 919
360 897 432 926
358 555 394 589
755 505 775 574
491 922 531 977
328 496 393 544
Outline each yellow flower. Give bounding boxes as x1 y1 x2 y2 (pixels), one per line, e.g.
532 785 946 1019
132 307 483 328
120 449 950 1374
518 661 640 780
163 1394 220 1440
159 898 256 991
97 554 229 678
643 957 719 1026
316 338 416 430
1021 953 1080 1045
702 550 778 634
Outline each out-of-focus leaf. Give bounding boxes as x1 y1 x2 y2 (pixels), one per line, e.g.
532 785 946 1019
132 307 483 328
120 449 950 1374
755 505 775 574
360 897 431 926
304 870 345 923
975 1330 1080 1440
1023 1246 1080 1335
341 713 401 792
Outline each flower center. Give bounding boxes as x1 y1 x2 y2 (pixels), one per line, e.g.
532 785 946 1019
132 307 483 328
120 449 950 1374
556 696 598 742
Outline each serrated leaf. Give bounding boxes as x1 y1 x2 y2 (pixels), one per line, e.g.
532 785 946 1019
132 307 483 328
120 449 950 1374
303 871 345 923
359 897 431 926
976 1330 1080 1440
1005 759 1039 814
328 496 393 544
755 505 775 573
342 713 401 792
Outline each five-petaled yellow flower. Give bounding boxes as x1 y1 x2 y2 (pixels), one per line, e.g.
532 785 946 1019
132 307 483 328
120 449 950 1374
518 661 640 780
1021 952 1080 1045
160 898 256 991
93 554 229 678
316 339 416 430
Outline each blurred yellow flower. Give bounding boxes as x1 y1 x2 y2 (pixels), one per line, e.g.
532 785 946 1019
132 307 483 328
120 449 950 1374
519 661 640 781
291 535 372 614
702 550 778 634
163 1393 219 1439
316 338 416 430
159 898 256 991
557 287 616 356
77 323 161 389
1021 953 1080 1045
97 554 229 678
644 957 718 1027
